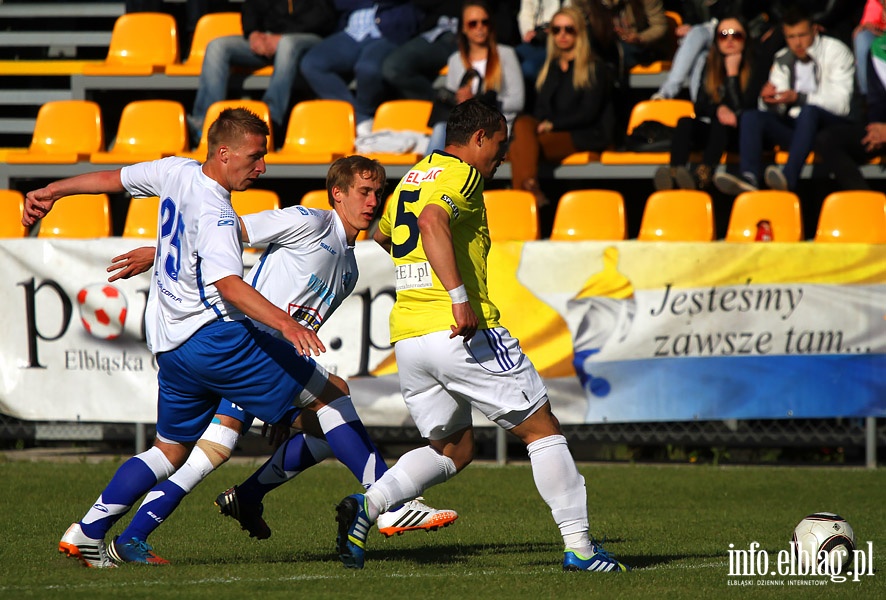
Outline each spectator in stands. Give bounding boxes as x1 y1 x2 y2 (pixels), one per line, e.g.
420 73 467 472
572 0 673 87
515 0 567 85
380 1 461 101
300 0 422 136
815 32 886 189
651 0 748 102
187 0 338 146
424 1 525 155
713 5 855 195
491 0 524 47
655 16 758 191
509 6 615 206
854 0 886 95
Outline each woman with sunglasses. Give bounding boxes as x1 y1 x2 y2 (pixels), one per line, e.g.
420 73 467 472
509 6 615 206
654 16 758 191
425 0 524 154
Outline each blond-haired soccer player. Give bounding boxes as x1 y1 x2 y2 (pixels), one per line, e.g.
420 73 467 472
333 98 630 572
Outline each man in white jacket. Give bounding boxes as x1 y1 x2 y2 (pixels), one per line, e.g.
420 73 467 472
714 5 856 195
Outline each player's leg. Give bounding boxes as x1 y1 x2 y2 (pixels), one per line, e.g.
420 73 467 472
220 409 458 539
217 410 333 538
221 322 388 490
59 324 234 568
59 439 183 568
301 373 389 487
473 327 628 573
108 409 246 564
334 332 466 568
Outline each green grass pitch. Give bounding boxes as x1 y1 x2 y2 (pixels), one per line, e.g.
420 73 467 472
1 459 883 599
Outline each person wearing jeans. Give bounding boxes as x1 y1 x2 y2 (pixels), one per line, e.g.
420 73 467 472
714 6 855 195
188 0 338 145
300 0 421 133
381 1 461 101
652 20 714 101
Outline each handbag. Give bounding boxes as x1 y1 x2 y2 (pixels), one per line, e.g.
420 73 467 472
427 68 488 127
624 120 675 152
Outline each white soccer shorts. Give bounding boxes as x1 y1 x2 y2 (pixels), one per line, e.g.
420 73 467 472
395 327 548 440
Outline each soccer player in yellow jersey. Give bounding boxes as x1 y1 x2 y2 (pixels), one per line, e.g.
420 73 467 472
334 99 630 573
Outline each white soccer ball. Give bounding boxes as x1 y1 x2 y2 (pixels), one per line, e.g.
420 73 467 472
76 283 128 340
791 512 856 571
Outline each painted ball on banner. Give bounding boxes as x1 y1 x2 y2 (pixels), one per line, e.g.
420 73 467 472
791 512 855 570
76 283 128 340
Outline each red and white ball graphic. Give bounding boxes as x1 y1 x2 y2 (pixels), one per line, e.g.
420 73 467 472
76 283 128 340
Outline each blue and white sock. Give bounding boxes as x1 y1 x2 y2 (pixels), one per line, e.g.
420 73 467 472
117 445 216 542
79 446 174 540
237 433 332 503
316 396 386 489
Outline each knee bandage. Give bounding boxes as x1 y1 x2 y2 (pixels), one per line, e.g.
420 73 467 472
195 423 240 468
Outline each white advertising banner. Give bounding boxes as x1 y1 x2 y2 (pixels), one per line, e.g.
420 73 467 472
1 239 884 426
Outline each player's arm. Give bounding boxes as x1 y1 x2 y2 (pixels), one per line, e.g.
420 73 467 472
373 227 392 253
417 203 478 341
108 217 250 282
22 169 124 227
214 275 326 356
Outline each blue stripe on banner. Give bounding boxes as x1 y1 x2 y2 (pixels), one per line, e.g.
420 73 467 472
579 354 886 422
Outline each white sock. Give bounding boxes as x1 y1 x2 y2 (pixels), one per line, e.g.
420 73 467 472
527 434 593 555
140 445 176 481
167 446 215 493
364 446 456 520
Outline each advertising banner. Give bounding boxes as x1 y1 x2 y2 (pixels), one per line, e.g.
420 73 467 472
1 239 883 425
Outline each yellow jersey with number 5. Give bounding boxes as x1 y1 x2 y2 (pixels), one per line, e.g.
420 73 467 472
378 151 501 343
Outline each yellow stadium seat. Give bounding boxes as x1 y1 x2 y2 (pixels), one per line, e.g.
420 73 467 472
82 12 179 76
38 194 111 239
232 189 280 216
267 100 355 164
365 99 433 164
725 191 803 242
0 190 27 237
5 100 103 164
814 191 886 243
181 100 273 161
300 189 331 210
483 190 539 241
551 190 626 241
91 100 188 164
638 190 714 241
123 196 160 239
166 12 242 76
600 99 694 165
372 100 433 135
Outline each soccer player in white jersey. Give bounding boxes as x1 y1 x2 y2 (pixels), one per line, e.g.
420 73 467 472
95 156 456 564
22 109 410 569
333 99 630 572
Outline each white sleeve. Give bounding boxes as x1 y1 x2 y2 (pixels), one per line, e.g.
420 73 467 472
806 41 855 117
120 157 194 198
242 205 320 247
196 201 244 286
